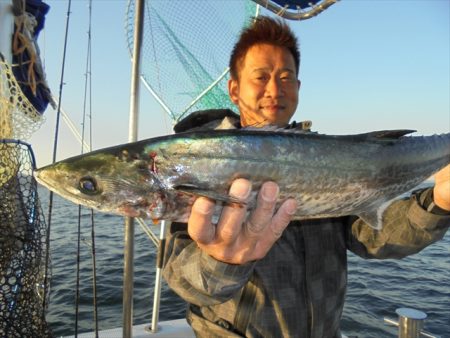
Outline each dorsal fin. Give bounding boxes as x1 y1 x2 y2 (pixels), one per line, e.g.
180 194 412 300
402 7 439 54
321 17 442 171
334 129 417 143
243 121 315 134
362 129 416 139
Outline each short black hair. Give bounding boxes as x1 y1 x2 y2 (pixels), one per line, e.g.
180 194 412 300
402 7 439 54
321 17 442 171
229 16 300 80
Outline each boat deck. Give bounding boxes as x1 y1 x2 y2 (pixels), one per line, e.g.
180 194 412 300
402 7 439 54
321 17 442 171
69 319 195 338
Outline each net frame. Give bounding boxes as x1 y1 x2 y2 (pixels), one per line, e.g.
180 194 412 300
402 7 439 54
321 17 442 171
125 0 259 123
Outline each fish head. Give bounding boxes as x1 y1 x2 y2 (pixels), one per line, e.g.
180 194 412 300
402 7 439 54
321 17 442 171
34 152 166 219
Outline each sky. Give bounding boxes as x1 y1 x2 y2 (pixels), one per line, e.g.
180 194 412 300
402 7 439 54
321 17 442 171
15 0 450 166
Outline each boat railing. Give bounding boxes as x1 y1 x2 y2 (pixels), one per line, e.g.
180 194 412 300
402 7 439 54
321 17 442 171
384 308 440 338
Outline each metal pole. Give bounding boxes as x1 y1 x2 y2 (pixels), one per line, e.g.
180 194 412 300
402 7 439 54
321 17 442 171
123 218 135 338
140 76 176 121
150 221 169 332
177 68 230 122
128 0 144 142
384 308 438 338
396 308 427 338
123 1 144 337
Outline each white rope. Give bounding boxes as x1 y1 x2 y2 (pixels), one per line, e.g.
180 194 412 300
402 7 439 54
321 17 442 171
51 95 90 153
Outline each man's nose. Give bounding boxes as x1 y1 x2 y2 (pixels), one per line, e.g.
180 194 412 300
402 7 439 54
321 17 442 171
265 77 284 97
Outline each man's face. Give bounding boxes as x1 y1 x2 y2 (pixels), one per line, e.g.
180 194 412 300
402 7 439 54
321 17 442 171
228 43 300 127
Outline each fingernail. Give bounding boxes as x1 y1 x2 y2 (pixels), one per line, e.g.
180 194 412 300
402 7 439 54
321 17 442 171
230 179 252 199
285 199 297 215
262 182 279 202
195 197 214 215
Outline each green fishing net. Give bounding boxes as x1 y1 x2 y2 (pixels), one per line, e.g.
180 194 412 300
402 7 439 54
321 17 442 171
125 0 258 123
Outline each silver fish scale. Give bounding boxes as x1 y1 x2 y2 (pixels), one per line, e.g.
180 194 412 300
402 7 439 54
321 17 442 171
147 130 450 221
34 129 450 228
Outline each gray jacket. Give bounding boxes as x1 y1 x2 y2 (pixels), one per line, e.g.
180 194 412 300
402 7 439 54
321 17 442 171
163 109 450 337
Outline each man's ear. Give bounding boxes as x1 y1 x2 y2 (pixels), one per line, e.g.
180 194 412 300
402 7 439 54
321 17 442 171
228 78 239 105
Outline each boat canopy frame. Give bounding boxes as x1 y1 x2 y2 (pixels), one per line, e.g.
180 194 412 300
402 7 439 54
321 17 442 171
252 0 338 20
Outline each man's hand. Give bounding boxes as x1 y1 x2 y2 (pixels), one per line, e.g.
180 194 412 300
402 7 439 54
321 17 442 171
434 164 450 211
187 179 297 264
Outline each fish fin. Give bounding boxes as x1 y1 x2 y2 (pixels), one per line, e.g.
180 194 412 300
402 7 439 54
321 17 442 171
174 184 246 205
335 130 417 144
243 124 313 134
240 127 415 140
357 200 393 230
357 211 383 230
361 130 416 140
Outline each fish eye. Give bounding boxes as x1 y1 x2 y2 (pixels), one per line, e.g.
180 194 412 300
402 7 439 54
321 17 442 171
79 176 99 195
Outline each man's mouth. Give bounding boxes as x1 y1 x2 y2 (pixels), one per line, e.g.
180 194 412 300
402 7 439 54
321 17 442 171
262 104 284 112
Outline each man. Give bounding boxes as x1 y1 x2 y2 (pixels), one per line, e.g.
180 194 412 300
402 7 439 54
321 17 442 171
163 16 450 337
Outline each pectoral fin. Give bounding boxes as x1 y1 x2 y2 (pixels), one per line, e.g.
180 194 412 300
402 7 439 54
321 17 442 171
358 211 383 230
174 184 246 205
357 201 392 230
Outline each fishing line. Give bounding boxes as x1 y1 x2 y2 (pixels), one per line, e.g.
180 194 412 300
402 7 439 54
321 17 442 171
43 0 72 315
76 0 99 336
75 206 81 336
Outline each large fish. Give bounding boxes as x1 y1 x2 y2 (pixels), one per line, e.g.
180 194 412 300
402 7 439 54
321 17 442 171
34 128 450 229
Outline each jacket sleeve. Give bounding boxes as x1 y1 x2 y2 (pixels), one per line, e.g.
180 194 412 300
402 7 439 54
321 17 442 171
162 224 255 306
346 188 450 259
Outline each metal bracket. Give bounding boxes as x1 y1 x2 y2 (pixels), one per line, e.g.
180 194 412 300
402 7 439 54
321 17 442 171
384 308 440 338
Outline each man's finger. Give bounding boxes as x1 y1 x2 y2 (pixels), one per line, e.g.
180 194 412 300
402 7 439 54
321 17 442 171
246 181 279 236
216 178 251 244
270 198 297 237
188 197 216 244
253 198 297 260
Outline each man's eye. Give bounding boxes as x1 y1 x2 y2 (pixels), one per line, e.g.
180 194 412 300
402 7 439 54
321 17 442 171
79 176 99 195
254 74 268 81
280 74 295 81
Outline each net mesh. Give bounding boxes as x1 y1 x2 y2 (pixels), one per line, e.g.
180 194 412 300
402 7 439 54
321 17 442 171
1 46 51 336
125 0 258 123
0 57 44 141
0 141 52 337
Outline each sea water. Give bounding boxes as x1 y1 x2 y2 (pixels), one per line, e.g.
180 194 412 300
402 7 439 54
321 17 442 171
38 186 449 338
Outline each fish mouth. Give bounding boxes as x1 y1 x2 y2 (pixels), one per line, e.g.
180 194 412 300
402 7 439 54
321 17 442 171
34 169 55 191
34 169 82 202
117 204 142 217
34 169 69 200
34 170 104 210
